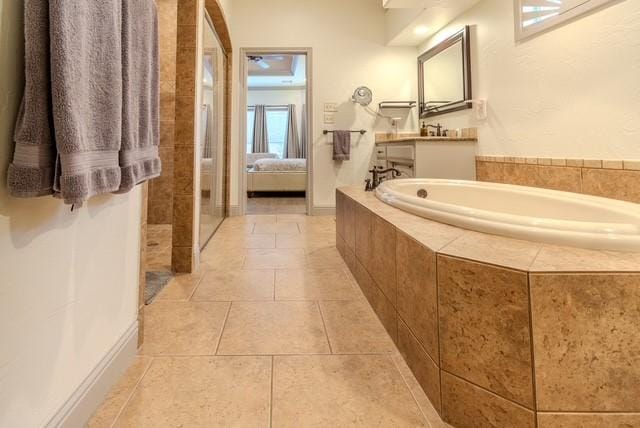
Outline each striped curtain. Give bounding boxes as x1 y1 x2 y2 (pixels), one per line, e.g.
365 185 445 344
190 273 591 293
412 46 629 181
251 105 269 153
283 104 301 159
299 104 307 159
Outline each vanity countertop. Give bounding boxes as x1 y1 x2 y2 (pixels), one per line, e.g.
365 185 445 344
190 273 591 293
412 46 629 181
376 136 478 144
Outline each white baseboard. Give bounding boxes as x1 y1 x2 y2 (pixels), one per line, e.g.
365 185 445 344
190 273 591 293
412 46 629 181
46 321 139 428
310 206 336 216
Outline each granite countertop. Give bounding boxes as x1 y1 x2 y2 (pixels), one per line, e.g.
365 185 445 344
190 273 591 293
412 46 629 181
376 136 478 144
338 186 640 273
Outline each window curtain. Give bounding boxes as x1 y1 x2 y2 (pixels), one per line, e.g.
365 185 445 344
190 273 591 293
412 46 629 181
283 104 301 159
252 105 269 153
300 104 307 159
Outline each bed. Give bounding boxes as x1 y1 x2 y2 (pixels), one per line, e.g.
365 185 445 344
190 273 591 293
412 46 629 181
247 158 307 193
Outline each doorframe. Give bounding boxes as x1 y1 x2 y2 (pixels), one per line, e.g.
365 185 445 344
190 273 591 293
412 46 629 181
238 47 314 216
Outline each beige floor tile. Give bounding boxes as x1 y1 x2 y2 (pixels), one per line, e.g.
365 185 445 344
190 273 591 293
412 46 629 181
200 247 247 271
298 222 336 234
272 355 428 427
275 233 335 250
225 214 277 224
217 301 330 355
192 269 275 301
88 356 153 427
275 268 357 301
320 300 395 354
141 301 230 356
209 233 276 249
306 247 347 269
253 222 300 235
156 272 203 301
114 356 271 428
243 249 307 269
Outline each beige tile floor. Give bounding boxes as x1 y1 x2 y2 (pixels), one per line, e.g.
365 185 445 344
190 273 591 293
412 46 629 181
247 196 307 214
89 214 446 427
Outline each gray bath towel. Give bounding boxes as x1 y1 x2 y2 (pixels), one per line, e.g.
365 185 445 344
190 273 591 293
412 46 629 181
117 0 161 194
49 0 124 205
7 0 56 198
7 0 161 205
333 131 351 161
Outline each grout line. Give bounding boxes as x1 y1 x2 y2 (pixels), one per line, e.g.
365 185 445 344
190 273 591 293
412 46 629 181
214 302 233 355
145 352 394 358
387 353 434 428
269 355 274 428
316 301 334 354
109 357 155 428
527 273 539 416
186 273 205 301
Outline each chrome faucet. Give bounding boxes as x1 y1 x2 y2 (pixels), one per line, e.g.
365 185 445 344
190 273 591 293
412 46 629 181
365 168 401 191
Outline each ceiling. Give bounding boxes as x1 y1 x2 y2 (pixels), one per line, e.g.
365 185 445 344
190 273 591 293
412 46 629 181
247 55 307 88
383 0 482 46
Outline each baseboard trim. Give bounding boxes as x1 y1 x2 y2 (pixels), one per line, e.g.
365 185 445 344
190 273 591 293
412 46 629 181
46 321 139 428
229 205 242 217
310 206 336 216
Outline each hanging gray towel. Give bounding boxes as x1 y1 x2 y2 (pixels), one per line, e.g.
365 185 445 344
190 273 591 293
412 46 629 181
117 0 161 194
333 131 351 161
6 0 56 198
49 0 125 205
7 0 161 206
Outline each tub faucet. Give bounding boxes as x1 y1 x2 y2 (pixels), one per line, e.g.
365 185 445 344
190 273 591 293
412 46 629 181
366 168 401 191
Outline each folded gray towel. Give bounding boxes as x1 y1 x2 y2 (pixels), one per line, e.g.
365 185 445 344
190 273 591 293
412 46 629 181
117 0 161 194
333 131 351 161
7 0 56 198
49 0 124 205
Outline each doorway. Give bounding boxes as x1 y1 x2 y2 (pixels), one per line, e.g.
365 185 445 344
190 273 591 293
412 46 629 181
240 49 312 216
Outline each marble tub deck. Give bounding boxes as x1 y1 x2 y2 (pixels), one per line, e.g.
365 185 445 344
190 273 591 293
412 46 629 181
337 186 640 428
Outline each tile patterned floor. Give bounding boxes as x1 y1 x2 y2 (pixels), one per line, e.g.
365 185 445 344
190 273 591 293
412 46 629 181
247 196 307 215
89 215 446 427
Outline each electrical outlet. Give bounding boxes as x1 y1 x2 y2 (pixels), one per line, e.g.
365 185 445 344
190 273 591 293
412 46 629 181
323 113 336 124
475 99 487 120
324 102 338 112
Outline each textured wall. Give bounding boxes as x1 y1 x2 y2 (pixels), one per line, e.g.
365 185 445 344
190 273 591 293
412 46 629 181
228 0 419 209
419 0 640 160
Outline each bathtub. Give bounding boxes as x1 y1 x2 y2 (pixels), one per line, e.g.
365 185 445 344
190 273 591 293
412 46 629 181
375 178 640 252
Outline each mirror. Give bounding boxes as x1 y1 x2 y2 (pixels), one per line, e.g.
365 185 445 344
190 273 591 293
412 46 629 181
418 26 471 118
199 13 227 249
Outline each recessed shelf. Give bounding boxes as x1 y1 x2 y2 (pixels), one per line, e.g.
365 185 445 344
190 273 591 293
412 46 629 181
378 101 417 109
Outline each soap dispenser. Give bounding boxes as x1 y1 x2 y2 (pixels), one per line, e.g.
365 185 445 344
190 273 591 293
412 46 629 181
420 121 428 137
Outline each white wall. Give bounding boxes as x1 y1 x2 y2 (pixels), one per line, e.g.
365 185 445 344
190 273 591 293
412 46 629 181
419 0 640 159
0 1 141 426
229 0 419 209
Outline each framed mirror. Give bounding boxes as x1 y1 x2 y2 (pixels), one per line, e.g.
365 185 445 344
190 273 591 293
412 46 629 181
418 26 472 118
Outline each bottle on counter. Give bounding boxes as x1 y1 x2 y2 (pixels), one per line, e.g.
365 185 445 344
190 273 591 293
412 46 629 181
420 121 428 137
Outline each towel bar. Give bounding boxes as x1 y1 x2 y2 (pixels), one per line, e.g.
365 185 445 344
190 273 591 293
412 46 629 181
323 130 366 135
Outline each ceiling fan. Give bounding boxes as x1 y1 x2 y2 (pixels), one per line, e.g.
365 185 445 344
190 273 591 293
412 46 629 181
247 55 286 70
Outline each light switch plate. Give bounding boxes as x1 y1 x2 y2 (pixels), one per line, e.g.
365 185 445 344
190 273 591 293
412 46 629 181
323 113 336 124
324 102 338 113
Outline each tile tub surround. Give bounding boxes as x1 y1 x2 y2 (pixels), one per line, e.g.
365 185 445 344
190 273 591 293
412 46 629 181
336 186 640 427
476 156 640 203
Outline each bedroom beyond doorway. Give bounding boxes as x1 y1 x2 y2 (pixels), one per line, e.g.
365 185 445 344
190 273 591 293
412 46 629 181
243 52 310 215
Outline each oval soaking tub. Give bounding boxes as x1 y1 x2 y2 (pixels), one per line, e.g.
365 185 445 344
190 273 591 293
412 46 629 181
375 178 640 252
